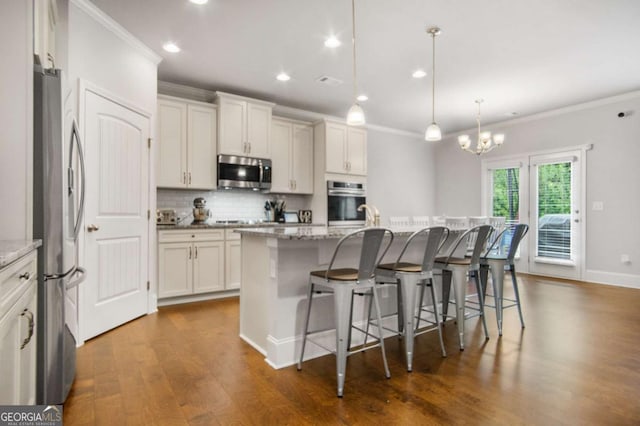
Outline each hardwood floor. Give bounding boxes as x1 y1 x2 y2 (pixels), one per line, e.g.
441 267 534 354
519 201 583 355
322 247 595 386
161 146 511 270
64 275 640 425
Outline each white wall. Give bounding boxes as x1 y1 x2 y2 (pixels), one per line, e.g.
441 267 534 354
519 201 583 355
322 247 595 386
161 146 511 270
367 129 437 224
434 94 640 286
0 2 33 240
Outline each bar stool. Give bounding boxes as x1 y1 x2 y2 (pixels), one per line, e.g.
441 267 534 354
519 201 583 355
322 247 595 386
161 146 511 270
480 224 529 335
297 227 394 397
374 226 449 371
435 225 493 350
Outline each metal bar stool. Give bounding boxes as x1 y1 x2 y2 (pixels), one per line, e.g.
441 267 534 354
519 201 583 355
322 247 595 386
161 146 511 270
375 226 449 371
297 227 394 397
480 224 529 335
436 225 493 350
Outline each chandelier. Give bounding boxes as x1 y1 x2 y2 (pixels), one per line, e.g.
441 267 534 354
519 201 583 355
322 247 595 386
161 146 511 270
458 99 505 155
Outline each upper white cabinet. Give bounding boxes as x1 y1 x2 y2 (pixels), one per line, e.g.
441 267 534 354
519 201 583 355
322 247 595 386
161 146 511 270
216 92 274 158
33 0 57 68
316 120 367 176
271 117 313 194
157 96 217 189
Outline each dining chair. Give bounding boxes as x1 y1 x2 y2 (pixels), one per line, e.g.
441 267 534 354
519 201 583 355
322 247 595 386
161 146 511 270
374 226 449 371
480 224 529 335
297 227 394 397
434 224 493 350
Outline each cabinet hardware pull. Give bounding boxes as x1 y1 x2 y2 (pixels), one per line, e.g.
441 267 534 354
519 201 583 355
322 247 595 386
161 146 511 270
188 172 192 184
195 246 198 259
183 172 187 184
20 309 34 350
189 247 192 259
87 224 100 232
19 272 30 280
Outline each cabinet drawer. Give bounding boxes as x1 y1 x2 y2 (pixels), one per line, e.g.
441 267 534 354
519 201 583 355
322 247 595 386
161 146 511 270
225 229 241 241
159 230 225 243
0 251 37 321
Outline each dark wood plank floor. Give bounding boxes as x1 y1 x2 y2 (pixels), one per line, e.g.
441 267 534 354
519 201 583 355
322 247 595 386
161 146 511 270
64 275 640 425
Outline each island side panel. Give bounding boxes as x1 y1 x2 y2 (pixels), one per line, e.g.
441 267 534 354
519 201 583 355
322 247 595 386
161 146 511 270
239 234 271 354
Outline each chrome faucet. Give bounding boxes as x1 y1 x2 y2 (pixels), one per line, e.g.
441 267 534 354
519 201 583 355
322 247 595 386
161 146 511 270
358 204 380 227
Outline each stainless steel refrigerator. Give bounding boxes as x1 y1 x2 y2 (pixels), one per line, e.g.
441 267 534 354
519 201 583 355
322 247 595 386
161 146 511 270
33 64 86 404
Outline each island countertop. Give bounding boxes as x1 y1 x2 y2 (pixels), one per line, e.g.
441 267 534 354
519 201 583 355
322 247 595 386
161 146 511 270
236 225 421 240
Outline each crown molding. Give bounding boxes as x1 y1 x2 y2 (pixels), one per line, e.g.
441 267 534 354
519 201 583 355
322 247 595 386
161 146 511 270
443 90 640 139
158 81 216 103
70 0 162 65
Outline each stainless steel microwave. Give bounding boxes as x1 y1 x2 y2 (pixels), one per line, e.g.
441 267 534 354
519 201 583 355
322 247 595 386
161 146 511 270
217 155 272 190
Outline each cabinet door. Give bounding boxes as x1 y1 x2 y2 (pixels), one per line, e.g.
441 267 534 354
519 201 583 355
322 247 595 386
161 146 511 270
18 283 37 405
347 127 367 175
270 119 293 192
218 97 247 156
247 102 272 158
325 122 347 174
225 240 242 290
187 104 217 189
292 124 313 194
193 241 225 293
0 298 20 404
157 99 188 188
158 242 192 298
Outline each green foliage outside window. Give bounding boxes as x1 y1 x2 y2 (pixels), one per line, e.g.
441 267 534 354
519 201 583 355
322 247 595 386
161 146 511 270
537 162 571 217
492 168 519 222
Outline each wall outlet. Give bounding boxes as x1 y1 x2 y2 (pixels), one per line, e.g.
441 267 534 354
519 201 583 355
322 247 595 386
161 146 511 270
621 254 631 264
592 201 604 211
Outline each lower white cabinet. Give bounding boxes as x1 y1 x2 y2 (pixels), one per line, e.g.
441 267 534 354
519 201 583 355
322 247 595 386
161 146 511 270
158 229 241 299
0 250 37 405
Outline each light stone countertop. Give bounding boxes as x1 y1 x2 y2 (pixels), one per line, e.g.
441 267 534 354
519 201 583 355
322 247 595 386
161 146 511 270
236 226 423 240
156 221 318 230
0 240 42 268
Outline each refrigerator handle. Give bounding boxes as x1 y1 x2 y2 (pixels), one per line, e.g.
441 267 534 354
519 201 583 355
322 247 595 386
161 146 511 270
66 266 87 290
69 119 86 240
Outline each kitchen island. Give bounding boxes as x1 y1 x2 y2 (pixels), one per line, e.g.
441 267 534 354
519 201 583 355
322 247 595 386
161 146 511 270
237 226 427 369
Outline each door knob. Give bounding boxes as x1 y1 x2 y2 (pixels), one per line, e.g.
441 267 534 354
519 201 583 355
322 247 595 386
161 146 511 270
87 224 100 232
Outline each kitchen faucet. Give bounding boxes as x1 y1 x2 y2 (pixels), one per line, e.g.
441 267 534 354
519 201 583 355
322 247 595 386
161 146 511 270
357 204 380 227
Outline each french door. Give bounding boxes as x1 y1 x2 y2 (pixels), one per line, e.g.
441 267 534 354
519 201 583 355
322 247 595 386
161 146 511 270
483 149 585 280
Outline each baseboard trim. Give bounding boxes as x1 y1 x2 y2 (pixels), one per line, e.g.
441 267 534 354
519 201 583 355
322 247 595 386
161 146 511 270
583 270 640 289
157 290 239 307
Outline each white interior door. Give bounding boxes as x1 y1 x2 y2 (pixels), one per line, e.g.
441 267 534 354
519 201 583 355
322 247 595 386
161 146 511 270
81 90 149 341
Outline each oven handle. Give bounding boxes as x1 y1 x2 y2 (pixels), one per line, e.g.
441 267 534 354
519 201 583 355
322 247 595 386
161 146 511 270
328 189 366 196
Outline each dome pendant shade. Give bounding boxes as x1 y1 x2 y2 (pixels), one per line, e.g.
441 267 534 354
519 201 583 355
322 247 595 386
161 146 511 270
425 122 442 141
347 103 366 126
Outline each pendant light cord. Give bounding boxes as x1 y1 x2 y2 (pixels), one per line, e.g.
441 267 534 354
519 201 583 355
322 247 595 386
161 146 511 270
431 31 436 123
352 0 358 102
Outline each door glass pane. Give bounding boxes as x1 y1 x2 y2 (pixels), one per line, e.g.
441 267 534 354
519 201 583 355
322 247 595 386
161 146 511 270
491 168 520 225
537 162 571 259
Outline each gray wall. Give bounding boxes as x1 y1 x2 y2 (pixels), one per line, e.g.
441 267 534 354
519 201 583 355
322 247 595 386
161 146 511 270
367 129 437 224
434 94 640 286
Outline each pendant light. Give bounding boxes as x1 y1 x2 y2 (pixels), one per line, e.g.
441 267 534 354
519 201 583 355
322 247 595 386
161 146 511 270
346 0 365 126
425 26 442 141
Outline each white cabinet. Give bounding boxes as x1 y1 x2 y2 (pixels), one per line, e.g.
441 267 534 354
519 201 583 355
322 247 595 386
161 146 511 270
216 92 274 158
158 230 225 298
0 251 37 405
318 120 367 176
34 0 57 67
157 96 217 189
224 229 241 290
271 118 314 194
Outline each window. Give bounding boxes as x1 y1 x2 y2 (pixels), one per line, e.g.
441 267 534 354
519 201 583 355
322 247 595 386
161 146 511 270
535 161 572 260
491 167 520 225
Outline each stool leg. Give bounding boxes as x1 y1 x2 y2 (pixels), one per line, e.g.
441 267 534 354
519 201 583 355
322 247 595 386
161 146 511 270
396 280 404 334
428 279 447 357
510 266 525 328
415 281 426 331
480 264 490 296
451 268 467 350
472 271 490 340
489 261 504 336
333 285 354 397
298 280 314 371
372 285 391 379
363 290 374 346
441 269 452 322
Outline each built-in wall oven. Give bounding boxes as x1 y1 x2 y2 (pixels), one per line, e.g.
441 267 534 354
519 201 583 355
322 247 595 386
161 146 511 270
327 180 366 226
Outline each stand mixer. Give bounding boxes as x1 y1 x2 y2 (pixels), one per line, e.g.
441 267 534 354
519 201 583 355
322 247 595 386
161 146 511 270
192 197 211 222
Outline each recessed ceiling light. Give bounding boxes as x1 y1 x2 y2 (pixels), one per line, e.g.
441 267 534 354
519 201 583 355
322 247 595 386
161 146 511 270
356 94 368 102
189 0 208 4
162 42 180 53
276 72 291 82
412 69 427 78
324 36 341 48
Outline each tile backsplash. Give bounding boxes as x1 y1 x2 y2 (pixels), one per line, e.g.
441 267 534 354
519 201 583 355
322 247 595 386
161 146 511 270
157 189 310 223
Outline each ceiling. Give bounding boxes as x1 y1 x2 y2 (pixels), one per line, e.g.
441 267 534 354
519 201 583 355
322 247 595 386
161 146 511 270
90 0 640 135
